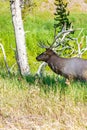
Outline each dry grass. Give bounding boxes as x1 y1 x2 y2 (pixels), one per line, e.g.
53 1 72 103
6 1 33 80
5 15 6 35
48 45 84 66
0 76 87 130
84 0 87 3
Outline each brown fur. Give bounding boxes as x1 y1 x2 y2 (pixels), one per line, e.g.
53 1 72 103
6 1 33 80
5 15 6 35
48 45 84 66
36 48 87 81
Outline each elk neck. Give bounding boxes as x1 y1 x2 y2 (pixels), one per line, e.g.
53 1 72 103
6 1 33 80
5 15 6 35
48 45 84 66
46 53 64 73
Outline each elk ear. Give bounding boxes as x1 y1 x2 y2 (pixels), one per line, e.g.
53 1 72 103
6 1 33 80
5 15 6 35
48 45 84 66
46 48 50 50
46 48 48 51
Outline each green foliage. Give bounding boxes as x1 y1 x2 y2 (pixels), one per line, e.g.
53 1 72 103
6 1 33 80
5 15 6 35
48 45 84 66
54 0 71 32
0 73 87 103
1 1 87 73
53 0 72 57
1 11 87 72
25 74 87 103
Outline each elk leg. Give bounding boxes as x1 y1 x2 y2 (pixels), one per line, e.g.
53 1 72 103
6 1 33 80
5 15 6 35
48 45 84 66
65 79 71 85
65 75 74 85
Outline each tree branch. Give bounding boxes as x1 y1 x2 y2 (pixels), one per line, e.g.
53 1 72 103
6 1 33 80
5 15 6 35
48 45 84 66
0 43 10 74
36 62 47 76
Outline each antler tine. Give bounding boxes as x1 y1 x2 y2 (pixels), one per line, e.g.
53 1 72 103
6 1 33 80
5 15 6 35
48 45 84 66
50 41 60 48
54 44 75 57
38 24 75 50
47 41 54 49
38 41 49 49
62 23 67 31
50 24 75 49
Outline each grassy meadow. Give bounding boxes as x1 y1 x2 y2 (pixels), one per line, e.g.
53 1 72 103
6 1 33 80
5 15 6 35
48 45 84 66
0 1 87 129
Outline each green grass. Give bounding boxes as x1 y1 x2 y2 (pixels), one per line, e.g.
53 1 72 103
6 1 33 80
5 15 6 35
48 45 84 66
1 4 87 73
0 1 87 72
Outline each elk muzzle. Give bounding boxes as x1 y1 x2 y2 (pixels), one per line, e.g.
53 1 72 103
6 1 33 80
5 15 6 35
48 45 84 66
36 51 50 62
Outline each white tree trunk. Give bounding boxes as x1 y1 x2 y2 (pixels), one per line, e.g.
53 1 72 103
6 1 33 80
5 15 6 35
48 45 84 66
10 0 30 76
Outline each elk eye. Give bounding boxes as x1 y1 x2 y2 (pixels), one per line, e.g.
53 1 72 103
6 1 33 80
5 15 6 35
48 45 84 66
44 52 46 54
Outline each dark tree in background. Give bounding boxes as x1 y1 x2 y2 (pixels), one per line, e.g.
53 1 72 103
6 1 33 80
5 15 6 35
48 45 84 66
53 0 74 57
54 0 71 34
24 0 32 6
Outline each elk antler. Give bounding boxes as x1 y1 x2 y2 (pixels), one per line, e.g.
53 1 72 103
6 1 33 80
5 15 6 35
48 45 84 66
50 24 74 48
38 41 49 49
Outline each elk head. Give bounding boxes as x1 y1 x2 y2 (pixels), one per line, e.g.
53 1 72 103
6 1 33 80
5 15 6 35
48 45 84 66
36 48 55 62
36 24 74 62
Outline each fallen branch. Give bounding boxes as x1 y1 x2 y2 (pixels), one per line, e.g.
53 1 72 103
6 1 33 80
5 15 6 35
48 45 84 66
36 62 47 76
0 43 10 74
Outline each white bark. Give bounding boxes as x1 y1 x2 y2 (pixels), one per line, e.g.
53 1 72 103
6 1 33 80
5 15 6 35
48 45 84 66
10 0 30 76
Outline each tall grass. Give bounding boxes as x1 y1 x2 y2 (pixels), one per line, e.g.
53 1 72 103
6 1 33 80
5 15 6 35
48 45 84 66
1 9 87 73
1 1 87 73
0 74 87 129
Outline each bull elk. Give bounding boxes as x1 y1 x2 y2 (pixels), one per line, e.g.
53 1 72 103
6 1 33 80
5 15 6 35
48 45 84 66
36 48 87 81
36 25 87 81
